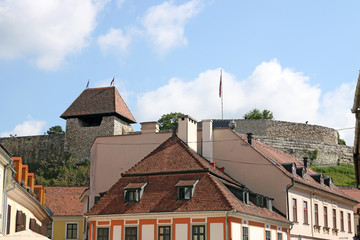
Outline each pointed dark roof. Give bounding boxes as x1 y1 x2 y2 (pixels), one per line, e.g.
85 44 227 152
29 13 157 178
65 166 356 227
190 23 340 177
61 87 136 123
86 136 289 223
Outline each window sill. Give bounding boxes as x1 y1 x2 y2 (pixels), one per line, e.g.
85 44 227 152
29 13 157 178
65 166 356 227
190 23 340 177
303 223 309 226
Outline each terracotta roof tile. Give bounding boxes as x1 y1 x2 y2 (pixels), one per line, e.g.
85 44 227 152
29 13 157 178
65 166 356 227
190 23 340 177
45 187 86 216
60 87 136 123
124 182 147 189
338 187 360 211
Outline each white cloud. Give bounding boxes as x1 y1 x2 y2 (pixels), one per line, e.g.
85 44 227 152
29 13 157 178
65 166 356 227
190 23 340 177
0 118 46 137
136 59 355 144
97 28 132 54
142 0 203 54
0 0 105 70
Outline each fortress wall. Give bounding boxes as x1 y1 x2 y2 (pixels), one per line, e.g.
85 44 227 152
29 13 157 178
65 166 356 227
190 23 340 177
0 134 65 166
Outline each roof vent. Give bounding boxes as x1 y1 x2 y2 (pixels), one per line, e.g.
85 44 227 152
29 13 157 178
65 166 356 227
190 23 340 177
229 119 236 130
246 133 253 145
324 176 333 189
310 174 325 186
281 163 297 176
296 167 307 179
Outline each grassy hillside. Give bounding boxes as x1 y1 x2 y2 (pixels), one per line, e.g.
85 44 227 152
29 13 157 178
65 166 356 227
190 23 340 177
309 164 356 187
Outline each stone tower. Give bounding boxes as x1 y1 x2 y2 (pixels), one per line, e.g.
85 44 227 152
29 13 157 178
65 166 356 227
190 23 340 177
60 86 136 162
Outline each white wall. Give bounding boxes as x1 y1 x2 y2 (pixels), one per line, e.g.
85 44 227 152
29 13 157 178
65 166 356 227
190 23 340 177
142 224 154 240
175 224 187 240
113 225 121 240
250 225 264 239
231 222 241 240
210 223 223 240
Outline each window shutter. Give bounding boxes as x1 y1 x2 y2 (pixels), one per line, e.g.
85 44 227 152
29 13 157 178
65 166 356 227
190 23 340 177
6 205 11 234
15 211 22 232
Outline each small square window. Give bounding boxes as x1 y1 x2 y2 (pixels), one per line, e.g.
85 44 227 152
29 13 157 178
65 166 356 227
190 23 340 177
158 226 171 240
125 227 137 240
192 225 205 240
125 190 139 202
178 187 192 200
98 228 109 240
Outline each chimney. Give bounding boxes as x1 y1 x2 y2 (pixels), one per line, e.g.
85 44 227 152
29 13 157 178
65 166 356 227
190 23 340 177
219 167 225 172
140 122 160 133
178 115 197 152
303 157 309 168
211 161 216 168
247 133 253 145
202 120 213 162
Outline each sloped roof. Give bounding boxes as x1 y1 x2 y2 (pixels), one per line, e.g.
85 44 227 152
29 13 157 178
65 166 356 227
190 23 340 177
87 136 289 223
45 187 86 216
234 132 356 201
338 187 360 212
60 87 136 123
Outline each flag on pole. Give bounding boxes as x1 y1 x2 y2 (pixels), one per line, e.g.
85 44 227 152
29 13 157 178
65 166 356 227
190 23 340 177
86 80 89 88
110 78 114 86
219 70 222 98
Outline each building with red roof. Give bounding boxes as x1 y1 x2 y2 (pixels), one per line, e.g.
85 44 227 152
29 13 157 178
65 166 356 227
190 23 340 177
88 116 358 240
45 187 87 240
86 132 290 240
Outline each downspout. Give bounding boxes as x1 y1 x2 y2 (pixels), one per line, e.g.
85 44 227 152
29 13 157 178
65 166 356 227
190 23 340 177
286 178 295 231
225 211 229 240
86 216 95 240
2 160 16 235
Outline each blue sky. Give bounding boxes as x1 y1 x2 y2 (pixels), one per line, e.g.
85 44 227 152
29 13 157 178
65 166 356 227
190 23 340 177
0 0 359 145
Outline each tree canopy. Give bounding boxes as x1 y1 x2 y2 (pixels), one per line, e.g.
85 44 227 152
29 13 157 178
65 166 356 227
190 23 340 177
46 125 65 135
158 112 185 130
243 108 274 120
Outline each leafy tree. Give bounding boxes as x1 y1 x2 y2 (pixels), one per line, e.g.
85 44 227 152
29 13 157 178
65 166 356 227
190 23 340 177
35 155 90 186
243 108 274 120
337 132 346 145
46 125 65 135
158 112 185 130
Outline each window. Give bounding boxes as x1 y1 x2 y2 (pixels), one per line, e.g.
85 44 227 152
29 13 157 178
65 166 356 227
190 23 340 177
178 187 192 200
98 228 109 240
158 226 171 240
47 223 52 239
125 227 137 240
333 209 337 229
192 225 205 240
348 213 352 233
324 206 328 227
265 230 271 240
303 201 308 224
66 223 78 239
340 211 344 231
6 205 11 234
292 198 297 222
314 204 319 226
242 226 248 240
277 232 282 240
125 190 139 202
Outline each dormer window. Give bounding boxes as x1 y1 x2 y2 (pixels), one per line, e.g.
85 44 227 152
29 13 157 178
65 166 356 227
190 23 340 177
281 163 297 176
175 179 199 201
296 167 307 179
124 182 147 203
310 174 325 186
243 191 249 204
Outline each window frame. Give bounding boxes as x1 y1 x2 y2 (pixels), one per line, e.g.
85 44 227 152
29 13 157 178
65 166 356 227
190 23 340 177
292 198 297 222
265 229 271 240
65 222 79 240
178 186 192 201
348 213 352 233
192 225 205 240
97 227 109 240
125 189 139 203
277 232 282 240
242 226 249 240
340 211 344 231
158 226 171 240
125 226 137 240
314 203 319 226
303 201 308 224
333 209 337 229
324 206 328 228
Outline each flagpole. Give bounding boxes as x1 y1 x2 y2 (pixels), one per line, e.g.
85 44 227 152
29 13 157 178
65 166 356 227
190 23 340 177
220 69 223 119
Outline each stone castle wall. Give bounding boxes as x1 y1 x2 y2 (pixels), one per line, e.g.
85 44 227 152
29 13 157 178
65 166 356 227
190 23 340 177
0 134 65 166
233 119 338 145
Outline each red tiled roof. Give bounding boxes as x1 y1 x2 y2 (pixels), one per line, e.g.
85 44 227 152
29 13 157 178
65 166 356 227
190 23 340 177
338 187 360 212
175 179 198 187
60 87 136 123
45 187 86 216
124 182 147 189
87 136 289 223
234 132 355 201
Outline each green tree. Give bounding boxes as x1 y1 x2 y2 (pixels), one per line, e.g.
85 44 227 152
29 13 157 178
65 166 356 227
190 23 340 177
46 125 64 135
158 112 185 130
243 108 274 120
